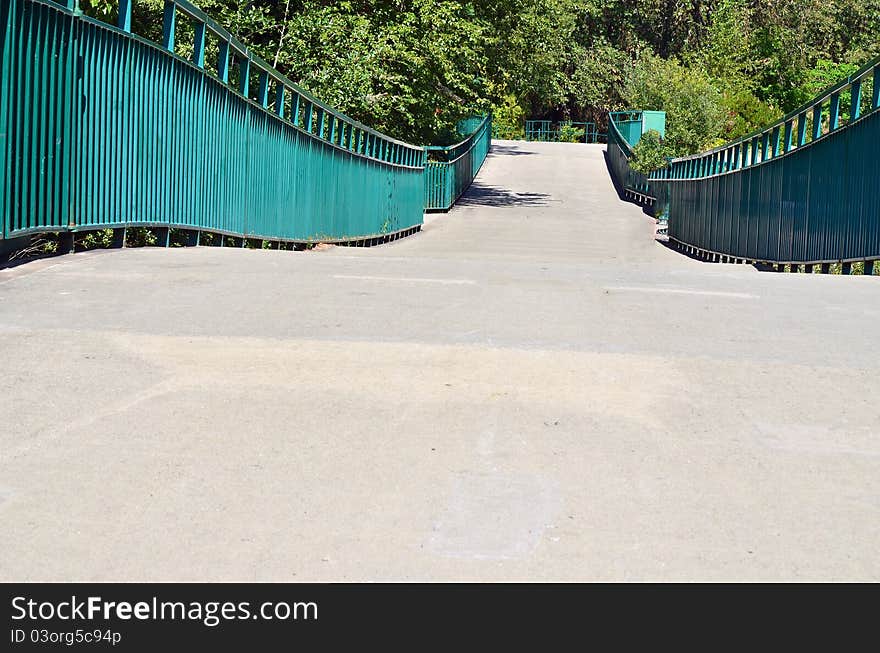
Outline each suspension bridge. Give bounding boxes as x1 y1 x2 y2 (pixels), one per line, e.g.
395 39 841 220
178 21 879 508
1 0 879 581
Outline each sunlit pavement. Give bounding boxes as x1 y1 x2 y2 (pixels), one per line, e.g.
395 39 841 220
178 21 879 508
1 141 878 581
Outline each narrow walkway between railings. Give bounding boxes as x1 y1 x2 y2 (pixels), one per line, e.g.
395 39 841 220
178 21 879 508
1 141 879 581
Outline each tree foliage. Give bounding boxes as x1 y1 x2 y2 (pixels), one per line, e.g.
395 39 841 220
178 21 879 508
111 0 880 151
630 129 671 174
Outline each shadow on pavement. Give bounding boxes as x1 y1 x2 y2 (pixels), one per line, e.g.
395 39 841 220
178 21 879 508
457 182 550 208
488 143 537 157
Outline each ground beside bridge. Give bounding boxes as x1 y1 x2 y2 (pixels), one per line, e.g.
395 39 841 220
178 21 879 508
1 141 878 580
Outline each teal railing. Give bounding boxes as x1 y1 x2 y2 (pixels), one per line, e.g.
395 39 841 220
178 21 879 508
610 58 880 270
1 0 486 251
423 115 492 211
606 115 653 202
524 120 601 143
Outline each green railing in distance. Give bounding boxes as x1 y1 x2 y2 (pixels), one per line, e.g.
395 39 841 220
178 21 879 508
1 0 432 247
608 111 666 148
606 115 653 202
423 115 492 211
524 120 601 143
648 55 880 268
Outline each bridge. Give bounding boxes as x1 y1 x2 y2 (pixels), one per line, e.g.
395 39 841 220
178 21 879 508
1 0 879 581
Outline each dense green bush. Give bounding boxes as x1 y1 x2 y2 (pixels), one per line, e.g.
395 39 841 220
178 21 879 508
557 124 585 143
629 130 670 174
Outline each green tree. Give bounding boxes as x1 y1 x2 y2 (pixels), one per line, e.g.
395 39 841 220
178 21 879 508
630 129 671 173
623 52 726 155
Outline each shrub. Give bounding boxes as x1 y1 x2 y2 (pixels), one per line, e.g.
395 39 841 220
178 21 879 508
629 129 670 174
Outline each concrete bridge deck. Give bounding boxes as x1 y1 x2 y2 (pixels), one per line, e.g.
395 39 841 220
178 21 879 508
1 141 878 581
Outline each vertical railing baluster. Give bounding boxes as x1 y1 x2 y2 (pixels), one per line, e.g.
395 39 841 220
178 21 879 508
119 0 132 32
850 79 862 122
275 85 285 118
783 120 792 153
797 112 807 146
812 104 823 140
217 41 230 83
872 65 880 110
257 71 269 108
829 92 840 131
304 102 314 132
239 58 250 97
192 21 206 69
162 1 177 52
292 94 301 127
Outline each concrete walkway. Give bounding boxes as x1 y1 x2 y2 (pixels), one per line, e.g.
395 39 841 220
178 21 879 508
1 141 878 581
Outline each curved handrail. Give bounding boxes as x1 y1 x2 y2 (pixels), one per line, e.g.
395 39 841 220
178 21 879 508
652 54 880 179
606 114 651 200
425 115 491 161
1 0 434 246
612 56 880 268
163 0 423 161
423 116 493 211
57 0 423 168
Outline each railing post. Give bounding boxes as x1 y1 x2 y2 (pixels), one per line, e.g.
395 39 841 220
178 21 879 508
304 102 314 132
770 126 780 158
829 92 840 131
751 137 759 165
316 108 325 138
783 120 793 153
192 20 206 69
812 104 823 140
292 95 301 126
797 112 807 146
239 58 250 97
217 41 230 83
873 65 880 110
850 80 862 121
257 71 269 108
118 0 132 32
275 85 285 118
162 1 176 52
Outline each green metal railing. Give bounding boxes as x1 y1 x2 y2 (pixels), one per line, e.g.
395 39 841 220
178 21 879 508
606 116 653 202
423 115 492 211
616 57 880 269
524 120 601 143
1 0 486 250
